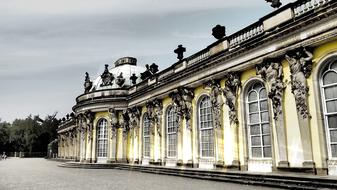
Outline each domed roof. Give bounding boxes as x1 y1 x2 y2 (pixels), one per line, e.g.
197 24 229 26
90 57 145 92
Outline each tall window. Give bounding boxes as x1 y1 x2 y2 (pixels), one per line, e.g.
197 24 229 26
321 60 337 158
246 82 272 158
166 106 178 158
199 96 214 158
143 114 150 157
97 119 108 158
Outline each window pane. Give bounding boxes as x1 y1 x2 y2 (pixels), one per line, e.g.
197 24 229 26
324 86 337 99
252 147 262 158
260 100 268 111
330 130 337 142
263 135 271 145
261 111 269 122
250 125 260 135
259 88 267 99
262 124 270 134
331 62 337 70
263 147 272 158
249 113 259 124
251 136 261 146
328 115 337 128
331 144 337 157
253 83 262 91
326 100 337 113
249 102 258 112
248 91 257 101
323 71 337 85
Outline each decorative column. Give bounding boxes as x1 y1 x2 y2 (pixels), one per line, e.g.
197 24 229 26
120 110 130 162
84 110 94 162
205 80 224 167
127 106 141 164
146 101 156 164
256 60 288 167
154 99 163 164
223 72 241 167
109 108 118 162
285 47 314 167
79 115 86 162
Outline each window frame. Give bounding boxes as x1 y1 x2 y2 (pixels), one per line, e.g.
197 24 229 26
143 114 151 158
166 106 178 158
96 118 108 158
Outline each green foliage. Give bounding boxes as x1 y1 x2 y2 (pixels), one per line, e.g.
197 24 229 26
0 114 60 154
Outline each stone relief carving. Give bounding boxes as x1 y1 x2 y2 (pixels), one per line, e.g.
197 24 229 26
223 72 241 124
100 64 114 87
285 47 313 119
127 106 142 137
153 99 163 136
169 87 194 130
256 60 285 120
121 110 130 137
205 79 223 129
84 110 95 141
109 108 119 138
84 72 93 93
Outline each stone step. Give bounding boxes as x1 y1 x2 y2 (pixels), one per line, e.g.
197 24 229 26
58 162 337 189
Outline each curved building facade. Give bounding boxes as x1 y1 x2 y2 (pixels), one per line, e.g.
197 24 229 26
57 0 337 175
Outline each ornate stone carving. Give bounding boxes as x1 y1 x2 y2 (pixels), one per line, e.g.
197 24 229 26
212 25 226 40
130 73 138 85
116 72 126 87
169 87 194 130
121 110 130 137
84 111 95 141
266 0 282 8
100 64 114 86
127 106 142 137
146 101 156 135
174 45 186 61
84 72 93 93
205 80 223 129
140 63 159 80
153 99 163 136
109 108 119 137
285 47 313 119
223 72 241 124
256 60 285 120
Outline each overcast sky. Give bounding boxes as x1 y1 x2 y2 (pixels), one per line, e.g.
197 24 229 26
0 0 293 122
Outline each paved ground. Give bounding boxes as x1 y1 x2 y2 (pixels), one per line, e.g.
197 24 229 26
0 158 281 190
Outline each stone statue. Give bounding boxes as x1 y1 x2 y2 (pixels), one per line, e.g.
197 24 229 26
266 0 282 8
100 64 114 86
127 106 141 129
223 72 241 124
84 111 95 141
256 61 285 120
121 110 130 137
84 72 93 93
205 80 223 129
116 72 126 87
153 99 163 136
212 25 226 40
179 87 194 130
146 102 155 134
140 63 159 80
285 47 313 119
109 108 119 137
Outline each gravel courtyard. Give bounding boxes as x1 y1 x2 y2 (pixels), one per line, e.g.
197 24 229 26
0 158 281 190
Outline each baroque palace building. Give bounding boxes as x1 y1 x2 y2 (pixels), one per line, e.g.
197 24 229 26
57 0 337 175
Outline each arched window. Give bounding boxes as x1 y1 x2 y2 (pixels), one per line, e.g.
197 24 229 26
97 119 108 158
320 60 337 158
246 82 272 158
198 96 214 158
143 114 150 158
166 106 178 158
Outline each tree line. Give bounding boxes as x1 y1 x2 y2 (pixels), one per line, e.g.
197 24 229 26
0 113 59 156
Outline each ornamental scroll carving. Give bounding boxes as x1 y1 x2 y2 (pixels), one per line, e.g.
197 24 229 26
153 99 163 136
285 47 313 119
84 111 95 141
205 80 223 129
223 72 241 124
169 87 194 130
109 108 119 138
100 64 114 87
256 60 285 120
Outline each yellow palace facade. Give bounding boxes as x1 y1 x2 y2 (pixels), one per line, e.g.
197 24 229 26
57 0 337 175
